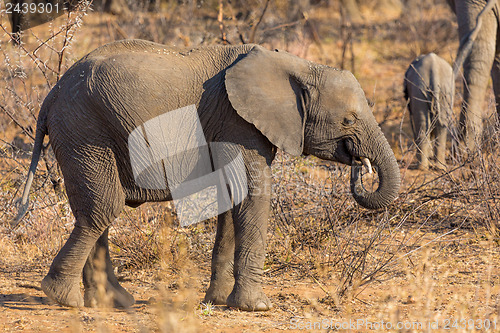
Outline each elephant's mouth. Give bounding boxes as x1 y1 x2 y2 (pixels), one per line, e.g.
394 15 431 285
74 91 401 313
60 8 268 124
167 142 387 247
351 156 373 173
351 156 379 197
337 139 373 171
338 139 379 195
333 138 354 165
330 132 400 210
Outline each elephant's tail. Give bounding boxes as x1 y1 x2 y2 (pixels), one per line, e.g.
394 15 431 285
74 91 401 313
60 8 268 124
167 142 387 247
11 107 48 228
428 74 440 121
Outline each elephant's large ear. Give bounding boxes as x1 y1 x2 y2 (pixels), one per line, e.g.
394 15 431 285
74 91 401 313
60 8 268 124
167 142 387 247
225 45 313 156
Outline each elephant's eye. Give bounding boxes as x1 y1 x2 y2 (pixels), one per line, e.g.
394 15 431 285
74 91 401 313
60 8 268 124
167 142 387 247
342 115 357 126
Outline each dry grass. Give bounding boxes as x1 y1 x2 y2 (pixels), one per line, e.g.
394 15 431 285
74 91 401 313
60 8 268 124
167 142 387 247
1 0 500 332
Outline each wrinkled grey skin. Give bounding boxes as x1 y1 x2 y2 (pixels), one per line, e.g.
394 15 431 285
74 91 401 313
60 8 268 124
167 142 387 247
404 53 454 170
447 0 500 151
18 40 400 311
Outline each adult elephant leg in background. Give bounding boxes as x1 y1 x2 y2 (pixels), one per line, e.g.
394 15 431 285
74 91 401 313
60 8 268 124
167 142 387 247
449 0 499 151
491 37 500 122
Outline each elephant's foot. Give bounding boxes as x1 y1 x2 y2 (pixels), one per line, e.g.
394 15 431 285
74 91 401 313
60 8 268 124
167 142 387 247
204 260 235 305
204 279 234 305
84 281 135 308
41 273 83 307
227 284 272 311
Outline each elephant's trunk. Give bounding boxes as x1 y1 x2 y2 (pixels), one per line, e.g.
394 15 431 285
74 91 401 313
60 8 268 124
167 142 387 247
349 132 400 210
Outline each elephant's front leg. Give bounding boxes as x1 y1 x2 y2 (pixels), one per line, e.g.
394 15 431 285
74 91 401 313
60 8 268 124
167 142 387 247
204 211 235 305
227 161 273 311
83 228 135 308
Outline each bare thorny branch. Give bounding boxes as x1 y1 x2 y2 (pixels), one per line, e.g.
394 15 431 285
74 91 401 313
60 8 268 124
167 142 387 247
217 0 271 45
1 2 91 216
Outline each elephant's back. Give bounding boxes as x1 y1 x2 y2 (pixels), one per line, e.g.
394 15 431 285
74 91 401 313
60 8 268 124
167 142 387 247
82 39 178 60
405 53 452 98
44 39 254 142
55 41 200 134
58 40 252 133
407 53 452 82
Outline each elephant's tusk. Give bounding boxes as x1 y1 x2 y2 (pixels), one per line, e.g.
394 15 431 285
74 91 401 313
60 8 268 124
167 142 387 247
360 157 373 174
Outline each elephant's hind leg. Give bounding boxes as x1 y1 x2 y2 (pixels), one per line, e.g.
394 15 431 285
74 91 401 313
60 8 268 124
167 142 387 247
41 147 125 308
83 228 135 308
204 211 236 305
433 124 447 170
411 108 432 170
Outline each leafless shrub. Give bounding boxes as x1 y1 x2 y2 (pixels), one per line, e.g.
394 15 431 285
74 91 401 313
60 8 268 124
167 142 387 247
0 2 92 258
267 153 413 300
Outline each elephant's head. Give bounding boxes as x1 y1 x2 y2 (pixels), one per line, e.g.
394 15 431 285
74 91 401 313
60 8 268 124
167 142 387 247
225 45 400 209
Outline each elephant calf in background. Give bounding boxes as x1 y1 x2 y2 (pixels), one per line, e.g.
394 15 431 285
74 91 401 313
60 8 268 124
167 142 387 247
16 40 401 311
404 53 454 170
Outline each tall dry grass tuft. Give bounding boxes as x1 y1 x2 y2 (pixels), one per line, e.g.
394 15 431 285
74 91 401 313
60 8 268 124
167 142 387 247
458 123 500 241
153 222 202 333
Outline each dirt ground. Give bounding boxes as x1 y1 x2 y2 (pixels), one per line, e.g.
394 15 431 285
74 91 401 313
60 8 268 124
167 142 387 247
1 222 499 332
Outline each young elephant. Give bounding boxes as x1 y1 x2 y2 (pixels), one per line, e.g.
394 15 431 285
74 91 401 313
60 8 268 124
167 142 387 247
404 53 454 170
16 40 400 311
